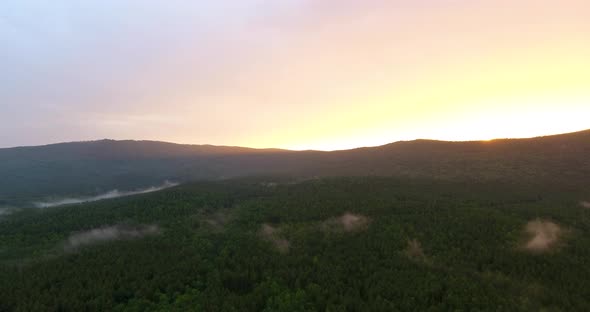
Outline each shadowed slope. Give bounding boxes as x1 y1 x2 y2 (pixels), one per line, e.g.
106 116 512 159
1 130 589 205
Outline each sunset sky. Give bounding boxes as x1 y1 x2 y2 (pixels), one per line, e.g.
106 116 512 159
1 0 589 150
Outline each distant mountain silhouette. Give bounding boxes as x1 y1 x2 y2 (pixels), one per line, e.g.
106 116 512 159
1 130 589 206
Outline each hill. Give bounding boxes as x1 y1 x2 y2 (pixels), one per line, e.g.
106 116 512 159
2 131 590 310
1 130 590 206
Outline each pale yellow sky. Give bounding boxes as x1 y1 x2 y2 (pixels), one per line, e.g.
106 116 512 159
2 0 589 150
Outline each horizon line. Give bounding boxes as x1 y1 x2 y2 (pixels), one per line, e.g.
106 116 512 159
1 128 588 153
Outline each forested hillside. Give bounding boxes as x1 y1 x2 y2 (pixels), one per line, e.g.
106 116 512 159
1 177 590 311
2 130 590 311
1 130 589 206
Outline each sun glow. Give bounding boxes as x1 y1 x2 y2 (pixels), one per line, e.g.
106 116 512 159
2 1 588 149
271 93 590 151
234 36 590 151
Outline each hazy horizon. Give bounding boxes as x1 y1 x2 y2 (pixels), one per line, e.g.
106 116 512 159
2 127 588 152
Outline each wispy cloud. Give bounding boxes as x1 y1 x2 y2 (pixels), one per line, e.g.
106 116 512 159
34 181 178 208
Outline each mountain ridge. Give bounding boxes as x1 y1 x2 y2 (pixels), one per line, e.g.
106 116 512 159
1 129 589 205
4 128 590 152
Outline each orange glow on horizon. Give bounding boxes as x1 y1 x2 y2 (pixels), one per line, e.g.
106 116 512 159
7 1 587 150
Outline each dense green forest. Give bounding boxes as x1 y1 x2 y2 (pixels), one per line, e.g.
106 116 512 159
2 177 590 311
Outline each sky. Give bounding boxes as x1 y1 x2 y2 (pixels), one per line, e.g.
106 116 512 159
1 0 589 150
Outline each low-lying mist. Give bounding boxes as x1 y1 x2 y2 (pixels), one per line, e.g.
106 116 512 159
523 219 563 252
259 224 290 253
322 213 370 232
65 224 160 250
34 181 179 208
405 239 426 260
0 207 16 217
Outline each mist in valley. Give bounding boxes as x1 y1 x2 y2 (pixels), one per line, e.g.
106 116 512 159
33 181 179 208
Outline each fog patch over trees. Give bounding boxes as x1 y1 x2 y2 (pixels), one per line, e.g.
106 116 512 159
205 210 232 228
259 224 290 253
65 224 160 250
0 207 16 216
34 181 179 208
523 219 563 253
323 213 370 232
195 209 234 233
404 239 427 261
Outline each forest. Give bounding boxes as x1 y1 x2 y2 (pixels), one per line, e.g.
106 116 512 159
1 177 590 311
2 1 589 310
